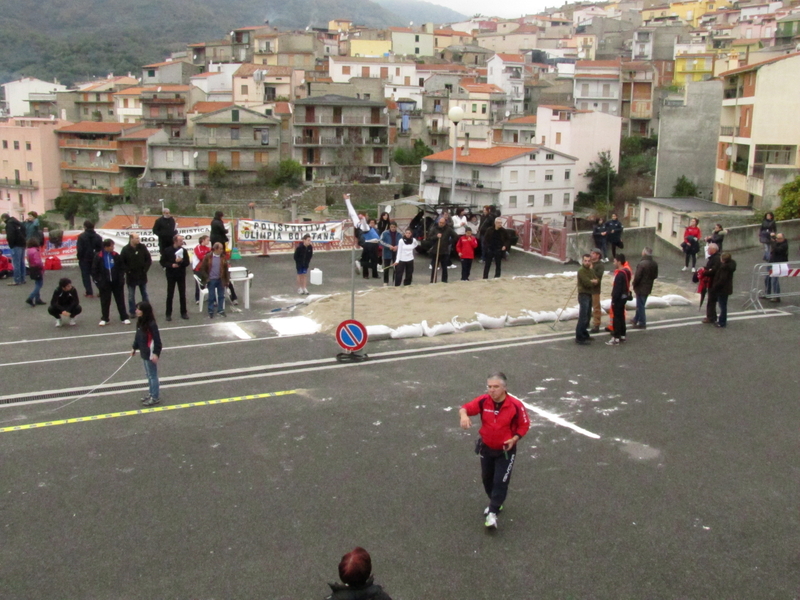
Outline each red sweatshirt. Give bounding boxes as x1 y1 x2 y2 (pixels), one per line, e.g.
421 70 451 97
193 244 211 272
684 226 701 243
456 235 478 259
461 393 530 450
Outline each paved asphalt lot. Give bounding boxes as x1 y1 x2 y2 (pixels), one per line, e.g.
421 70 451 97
0 245 798 599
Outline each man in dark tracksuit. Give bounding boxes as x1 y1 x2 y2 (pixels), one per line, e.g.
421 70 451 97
91 239 130 326
47 277 82 326
76 220 102 297
702 244 722 324
459 372 530 529
160 234 190 321
2 213 27 285
607 254 631 345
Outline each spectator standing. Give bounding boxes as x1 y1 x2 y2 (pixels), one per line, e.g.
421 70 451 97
325 547 392 600
24 238 45 307
606 254 631 345
192 235 212 304
427 215 455 283
702 244 722 324
376 211 391 235
76 220 102 297
2 213 27 285
360 219 381 279
592 217 608 261
712 252 736 327
379 222 400 286
478 205 497 262
605 213 624 259
120 233 152 317
706 223 727 252
456 227 478 281
199 242 230 317
152 207 177 255
293 234 313 295
160 234 190 322
48 277 82 327
631 247 658 329
131 301 162 407
482 219 508 279
24 211 41 246
682 218 701 272
576 253 598 345
92 239 130 326
589 248 605 333
209 211 229 252
393 228 419 286
766 233 789 302
758 212 777 261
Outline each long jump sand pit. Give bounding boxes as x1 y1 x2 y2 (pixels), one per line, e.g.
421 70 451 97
303 273 692 332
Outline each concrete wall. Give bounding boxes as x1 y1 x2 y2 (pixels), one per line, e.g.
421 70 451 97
654 80 722 199
716 218 800 253
567 226 656 262
763 168 800 212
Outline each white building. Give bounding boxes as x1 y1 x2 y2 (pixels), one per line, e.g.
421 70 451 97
1 78 68 117
486 54 526 115
420 145 577 219
328 57 417 86
573 60 622 116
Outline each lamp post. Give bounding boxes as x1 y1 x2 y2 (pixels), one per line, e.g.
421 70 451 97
448 106 464 204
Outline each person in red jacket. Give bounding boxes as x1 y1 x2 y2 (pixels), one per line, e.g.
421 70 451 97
455 227 478 281
682 218 702 272
459 372 530 529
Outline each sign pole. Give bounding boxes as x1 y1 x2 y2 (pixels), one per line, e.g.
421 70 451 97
350 218 356 320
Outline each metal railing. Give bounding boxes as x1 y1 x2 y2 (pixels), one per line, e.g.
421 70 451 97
422 176 502 193
720 126 739 137
0 177 38 189
744 260 800 312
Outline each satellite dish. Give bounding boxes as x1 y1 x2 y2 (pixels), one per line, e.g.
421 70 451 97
421 163 428 172
157 86 162 92
725 147 732 156
193 151 199 158
383 107 388 114
409 21 413 26
96 151 102 157
385 205 392 214
193 54 197 60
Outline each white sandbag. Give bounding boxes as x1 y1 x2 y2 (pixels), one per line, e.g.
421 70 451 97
476 313 507 329
507 313 537 326
600 299 612 311
555 307 580 321
422 320 456 337
390 323 424 339
527 310 558 323
661 294 692 306
451 316 484 332
366 324 394 341
626 299 636 309
645 296 670 308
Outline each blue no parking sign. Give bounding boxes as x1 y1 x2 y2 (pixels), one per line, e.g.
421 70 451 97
335 320 368 352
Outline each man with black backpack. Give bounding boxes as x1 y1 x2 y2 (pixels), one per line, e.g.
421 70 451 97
459 372 530 529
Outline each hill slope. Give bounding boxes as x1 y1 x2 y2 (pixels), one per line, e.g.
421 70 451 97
372 0 467 26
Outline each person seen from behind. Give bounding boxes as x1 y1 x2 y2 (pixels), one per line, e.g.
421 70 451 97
325 547 392 600
711 252 736 328
765 232 788 301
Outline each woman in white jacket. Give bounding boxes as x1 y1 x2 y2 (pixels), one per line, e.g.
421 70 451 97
393 228 419 286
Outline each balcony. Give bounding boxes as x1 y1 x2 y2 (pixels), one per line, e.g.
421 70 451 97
427 126 450 135
61 183 122 195
423 175 502 193
59 139 118 149
719 126 739 137
61 161 120 173
0 177 38 190
293 136 387 146
629 101 652 120
194 138 276 149
142 97 186 105
144 116 186 125
196 158 270 171
300 116 388 125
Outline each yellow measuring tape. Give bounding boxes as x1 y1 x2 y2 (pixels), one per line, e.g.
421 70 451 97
0 390 297 434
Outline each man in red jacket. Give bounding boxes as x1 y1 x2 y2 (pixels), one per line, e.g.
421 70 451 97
459 372 530 529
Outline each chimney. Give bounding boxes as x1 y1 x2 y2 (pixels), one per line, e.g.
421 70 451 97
463 133 470 156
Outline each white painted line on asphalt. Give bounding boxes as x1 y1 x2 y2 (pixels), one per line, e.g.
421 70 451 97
226 323 254 340
520 401 601 439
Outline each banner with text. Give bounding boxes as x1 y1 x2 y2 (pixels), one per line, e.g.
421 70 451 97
237 220 344 243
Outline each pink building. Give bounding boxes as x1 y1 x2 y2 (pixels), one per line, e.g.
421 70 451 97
0 117 71 218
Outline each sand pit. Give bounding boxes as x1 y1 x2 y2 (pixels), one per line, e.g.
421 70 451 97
302 273 692 331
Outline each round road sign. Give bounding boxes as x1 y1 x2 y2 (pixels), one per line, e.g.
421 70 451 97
335 319 368 352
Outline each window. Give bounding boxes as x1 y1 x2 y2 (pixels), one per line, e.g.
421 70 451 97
509 195 517 208
541 135 546 144
1 141 6 149
509 170 519 183
565 169 571 180
601 102 609 113
231 127 240 140
108 109 113 116
26 142 31 150
183 151 190 166
342 66 351 75
528 153 536 161
258 129 270 145
232 109 239 122
581 83 589 96
602 83 611 97
415 48 420 55
13 141 20 150
166 150 174 162
555 132 561 145
27 162 33 171
546 153 554 160
528 170 535 182
545 169 554 181
241 85 248 95
396 67 400 76
481 104 487 114
671 216 680 237
148 69 155 77
544 193 553 206
415 35 420 42
471 169 480 180
563 192 570 205
472 103 477 113
255 151 268 164
527 194 535 206
419 78 424 86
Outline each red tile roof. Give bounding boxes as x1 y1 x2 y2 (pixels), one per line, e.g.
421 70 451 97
574 73 620 79
57 122 139 134
389 27 415 33
234 64 294 77
424 145 539 166
494 53 526 62
539 104 575 111
718 51 800 77
434 29 472 36
506 115 537 124
117 128 162 141
190 101 234 114
417 64 471 71
576 59 621 68
273 101 293 115
461 83 505 93
143 60 188 68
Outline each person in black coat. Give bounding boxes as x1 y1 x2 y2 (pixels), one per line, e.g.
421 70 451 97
712 252 736 327
47 277 82 326
607 253 631 345
605 213 624 259
152 207 177 254
76 220 103 296
160 234 190 321
631 247 658 329
325 547 392 600
427 215 456 283
766 233 789 300
482 218 509 279
2 212 27 285
293 234 313 295
210 211 229 252
119 232 153 316
91 239 130 326
702 244 722 324
592 216 608 261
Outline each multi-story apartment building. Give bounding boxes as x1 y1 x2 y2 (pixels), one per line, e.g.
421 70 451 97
56 122 140 197
328 57 417 87
621 61 657 136
714 53 800 209
486 54 526 115
188 39 234 69
475 25 541 55
420 145 577 218
64 76 140 123
668 0 732 27
0 118 69 216
775 13 800 47
389 27 435 57
449 83 509 149
1 78 67 117
142 60 198 85
293 95 390 182
573 60 622 116
433 29 474 53
492 115 538 145
139 85 197 137
674 53 715 85
232 64 306 106
252 32 321 68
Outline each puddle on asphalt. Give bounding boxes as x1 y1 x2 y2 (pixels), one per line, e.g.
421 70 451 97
618 440 661 461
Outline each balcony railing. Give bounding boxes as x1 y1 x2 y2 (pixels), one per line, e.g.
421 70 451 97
293 136 387 146
300 116 387 125
723 87 743 99
195 159 271 171
423 175 502 193
427 126 450 135
62 184 123 195
59 139 118 149
142 97 186 105
719 126 739 137
193 138 275 148
61 161 120 173
0 177 38 190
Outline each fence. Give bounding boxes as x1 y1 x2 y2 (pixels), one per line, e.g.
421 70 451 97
743 260 800 312
504 216 568 261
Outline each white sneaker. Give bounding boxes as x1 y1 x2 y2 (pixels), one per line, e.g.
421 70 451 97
606 338 620 346
123 319 131 325
681 266 688 271
448 264 457 269
377 264 384 273
69 318 77 326
354 260 362 274
428 265 432 270
691 268 697 273
297 288 304 295
485 512 498 528
55 319 62 327
99 320 108 326
303 288 309 295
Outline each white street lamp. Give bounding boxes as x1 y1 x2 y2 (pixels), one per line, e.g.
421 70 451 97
448 105 464 204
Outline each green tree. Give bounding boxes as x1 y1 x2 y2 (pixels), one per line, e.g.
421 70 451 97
123 177 139 204
672 175 699 197
54 193 98 228
207 162 228 188
775 176 800 220
583 151 618 211
393 139 433 165
273 159 304 187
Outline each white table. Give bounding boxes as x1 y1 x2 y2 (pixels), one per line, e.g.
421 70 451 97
229 266 254 309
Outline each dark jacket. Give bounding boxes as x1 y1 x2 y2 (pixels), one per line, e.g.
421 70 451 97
76 229 102 264
198 251 230 286
478 212 496 240
605 219 623 244
611 268 631 302
325 577 392 600
711 258 736 296
591 261 604 294
132 321 162 360
758 218 776 244
632 255 659 297
592 222 606 243
210 218 229 247
769 240 788 263
483 226 509 253
294 243 314 270
3 216 26 248
427 222 455 257
50 286 80 313
577 265 596 295
160 244 190 274
91 250 125 289
119 243 152 286
152 216 177 250
708 229 726 251
704 252 722 287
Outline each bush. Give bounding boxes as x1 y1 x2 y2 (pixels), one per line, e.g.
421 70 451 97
393 139 433 165
207 162 228 187
775 176 800 221
672 175 699 197
273 159 304 187
401 182 415 197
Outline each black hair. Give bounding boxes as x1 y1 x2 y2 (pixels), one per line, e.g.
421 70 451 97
102 238 114 249
136 301 155 330
59 277 72 288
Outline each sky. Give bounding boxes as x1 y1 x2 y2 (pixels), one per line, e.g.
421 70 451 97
425 0 557 20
